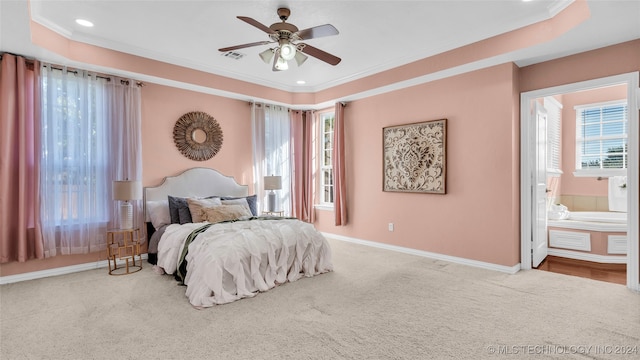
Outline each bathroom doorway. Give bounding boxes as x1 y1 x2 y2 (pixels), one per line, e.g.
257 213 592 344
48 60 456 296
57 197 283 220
520 72 639 291
537 256 626 285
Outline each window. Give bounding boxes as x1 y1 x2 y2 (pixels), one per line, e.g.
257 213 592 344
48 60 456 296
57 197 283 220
41 66 110 226
38 64 142 256
574 100 628 176
319 112 334 205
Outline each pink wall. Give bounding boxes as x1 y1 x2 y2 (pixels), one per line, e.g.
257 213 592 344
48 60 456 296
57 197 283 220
560 85 628 197
315 63 521 267
519 40 640 93
141 83 253 190
315 40 639 269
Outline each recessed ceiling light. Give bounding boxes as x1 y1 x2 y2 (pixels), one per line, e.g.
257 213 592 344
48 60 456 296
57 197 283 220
75 19 94 27
296 80 306 85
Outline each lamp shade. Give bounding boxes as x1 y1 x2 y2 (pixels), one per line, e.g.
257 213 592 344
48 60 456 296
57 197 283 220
264 176 282 191
112 180 142 201
294 51 308 66
259 48 274 64
274 56 289 71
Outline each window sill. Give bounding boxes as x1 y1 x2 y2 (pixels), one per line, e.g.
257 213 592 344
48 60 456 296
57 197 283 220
573 169 627 178
314 204 334 211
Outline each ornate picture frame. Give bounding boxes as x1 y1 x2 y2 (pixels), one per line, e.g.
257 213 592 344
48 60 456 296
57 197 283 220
383 119 447 194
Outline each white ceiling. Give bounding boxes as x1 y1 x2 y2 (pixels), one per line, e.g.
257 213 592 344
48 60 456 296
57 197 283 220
2 1 640 93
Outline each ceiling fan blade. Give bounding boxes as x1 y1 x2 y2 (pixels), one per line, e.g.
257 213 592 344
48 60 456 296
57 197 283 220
298 43 341 66
295 24 339 40
218 41 273 52
237 16 276 35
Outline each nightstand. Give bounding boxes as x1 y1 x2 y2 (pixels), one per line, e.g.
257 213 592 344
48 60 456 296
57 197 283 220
262 210 284 217
107 228 142 275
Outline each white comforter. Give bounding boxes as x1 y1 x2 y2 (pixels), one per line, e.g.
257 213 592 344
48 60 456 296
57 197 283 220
156 218 333 308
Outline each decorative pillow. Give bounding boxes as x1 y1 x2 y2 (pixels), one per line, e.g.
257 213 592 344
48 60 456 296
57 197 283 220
220 194 257 216
221 198 252 216
201 204 252 224
146 200 170 229
168 196 189 224
178 206 193 225
187 197 222 223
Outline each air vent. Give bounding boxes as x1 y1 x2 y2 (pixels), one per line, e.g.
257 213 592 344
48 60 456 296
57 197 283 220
221 51 245 60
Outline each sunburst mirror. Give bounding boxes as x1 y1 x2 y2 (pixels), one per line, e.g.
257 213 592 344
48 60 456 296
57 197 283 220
173 111 223 161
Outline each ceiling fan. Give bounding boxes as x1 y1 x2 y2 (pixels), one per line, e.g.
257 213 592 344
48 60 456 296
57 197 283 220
218 8 341 71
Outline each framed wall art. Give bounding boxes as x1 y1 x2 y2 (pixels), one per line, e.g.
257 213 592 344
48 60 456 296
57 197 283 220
383 118 447 194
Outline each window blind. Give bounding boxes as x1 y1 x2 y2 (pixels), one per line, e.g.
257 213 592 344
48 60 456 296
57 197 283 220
575 100 627 171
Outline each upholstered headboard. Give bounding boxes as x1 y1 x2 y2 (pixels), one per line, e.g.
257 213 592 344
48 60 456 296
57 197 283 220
144 167 249 223
143 168 250 264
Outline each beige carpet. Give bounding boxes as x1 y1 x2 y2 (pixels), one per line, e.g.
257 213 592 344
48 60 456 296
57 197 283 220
1 238 638 360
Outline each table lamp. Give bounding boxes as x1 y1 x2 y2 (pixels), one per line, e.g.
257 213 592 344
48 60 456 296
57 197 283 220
263 175 282 212
112 180 142 229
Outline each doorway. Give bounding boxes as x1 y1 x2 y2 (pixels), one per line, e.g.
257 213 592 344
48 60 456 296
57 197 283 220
520 72 639 291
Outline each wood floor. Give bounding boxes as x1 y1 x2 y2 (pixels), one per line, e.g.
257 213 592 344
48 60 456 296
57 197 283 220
536 256 626 285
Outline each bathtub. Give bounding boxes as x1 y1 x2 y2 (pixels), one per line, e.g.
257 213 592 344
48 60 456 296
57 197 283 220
548 211 627 232
547 211 627 262
568 211 627 224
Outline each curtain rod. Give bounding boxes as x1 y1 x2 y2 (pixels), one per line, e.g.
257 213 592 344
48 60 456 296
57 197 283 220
0 51 36 62
248 100 345 111
1 52 144 87
248 102 291 111
0 52 37 70
44 64 145 87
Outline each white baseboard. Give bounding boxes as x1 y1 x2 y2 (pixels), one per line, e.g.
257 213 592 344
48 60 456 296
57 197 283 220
2 235 527 285
323 232 521 274
0 253 149 285
547 248 627 264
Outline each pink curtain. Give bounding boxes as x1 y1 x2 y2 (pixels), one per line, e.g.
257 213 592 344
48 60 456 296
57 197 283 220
290 111 303 218
333 103 347 225
0 53 44 263
290 110 315 222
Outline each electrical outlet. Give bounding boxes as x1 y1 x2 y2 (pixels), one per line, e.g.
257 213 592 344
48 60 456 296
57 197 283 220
388 223 394 232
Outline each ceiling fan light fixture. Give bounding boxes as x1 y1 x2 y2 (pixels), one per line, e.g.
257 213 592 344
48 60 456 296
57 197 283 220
280 43 297 61
221 8 341 71
275 56 289 71
259 48 275 64
294 51 308 66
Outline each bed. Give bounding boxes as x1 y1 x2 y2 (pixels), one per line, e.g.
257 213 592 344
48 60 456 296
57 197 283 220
144 167 333 308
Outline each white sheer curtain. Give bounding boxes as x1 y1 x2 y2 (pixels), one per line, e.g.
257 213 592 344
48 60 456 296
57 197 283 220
252 104 266 212
251 103 291 215
40 65 142 256
107 78 143 235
